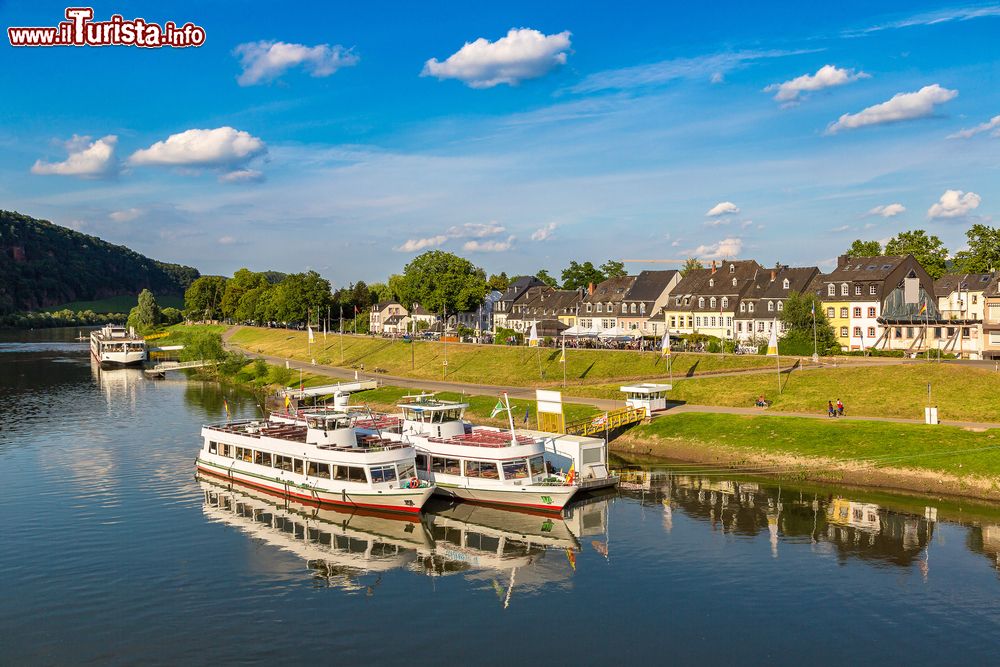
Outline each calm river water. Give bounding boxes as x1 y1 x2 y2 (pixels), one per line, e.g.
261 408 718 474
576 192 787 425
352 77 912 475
2 328 999 665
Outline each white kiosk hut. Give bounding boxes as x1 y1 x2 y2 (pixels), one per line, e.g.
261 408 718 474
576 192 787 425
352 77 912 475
620 383 672 417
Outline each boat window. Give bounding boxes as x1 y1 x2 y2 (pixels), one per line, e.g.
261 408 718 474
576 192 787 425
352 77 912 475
502 459 529 479
465 460 500 479
397 462 416 480
208 441 217 454
307 461 331 479
293 459 303 475
242 448 253 463
255 450 272 467
276 455 293 471
220 443 231 458
465 531 501 553
415 453 429 470
370 465 398 483
307 417 320 428
431 457 461 475
528 456 545 477
333 465 368 482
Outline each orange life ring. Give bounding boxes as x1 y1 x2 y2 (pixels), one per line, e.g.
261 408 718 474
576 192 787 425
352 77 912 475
409 477 421 489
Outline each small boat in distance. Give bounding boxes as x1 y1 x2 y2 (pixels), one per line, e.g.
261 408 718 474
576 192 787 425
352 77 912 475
90 324 147 366
196 411 434 514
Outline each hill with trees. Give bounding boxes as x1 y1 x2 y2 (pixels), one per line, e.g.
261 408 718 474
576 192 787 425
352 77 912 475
0 209 199 314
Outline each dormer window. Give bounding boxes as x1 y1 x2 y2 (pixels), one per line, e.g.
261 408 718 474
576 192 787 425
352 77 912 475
854 285 862 295
596 303 603 313
827 284 835 297
768 301 774 312
698 297 705 308
748 303 754 313
740 303 746 313
630 303 637 314
586 303 592 313
840 283 849 296
869 285 877 295
729 264 735 273
710 297 717 308
709 278 714 287
640 303 645 315
782 279 789 289
732 277 738 287
777 301 784 311
721 297 729 309
675 297 682 306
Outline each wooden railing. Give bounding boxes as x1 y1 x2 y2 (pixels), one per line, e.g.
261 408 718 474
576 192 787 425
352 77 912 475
564 407 646 437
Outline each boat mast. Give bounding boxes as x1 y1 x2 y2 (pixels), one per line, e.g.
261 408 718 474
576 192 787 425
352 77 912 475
503 391 517 445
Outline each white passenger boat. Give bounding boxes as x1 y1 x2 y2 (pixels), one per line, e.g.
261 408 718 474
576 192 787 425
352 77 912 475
196 411 434 515
90 324 147 366
357 396 579 513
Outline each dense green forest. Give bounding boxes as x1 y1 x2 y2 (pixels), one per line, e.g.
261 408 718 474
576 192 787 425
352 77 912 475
0 210 199 314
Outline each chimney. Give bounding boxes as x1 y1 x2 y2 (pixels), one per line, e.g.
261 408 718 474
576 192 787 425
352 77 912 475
711 260 717 274
770 269 776 281
837 254 848 267
588 282 594 295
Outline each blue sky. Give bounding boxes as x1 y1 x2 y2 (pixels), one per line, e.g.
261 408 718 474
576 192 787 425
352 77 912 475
2 1 999 284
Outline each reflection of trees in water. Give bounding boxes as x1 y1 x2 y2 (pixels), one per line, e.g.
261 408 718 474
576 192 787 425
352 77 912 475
183 380 262 421
619 471 938 569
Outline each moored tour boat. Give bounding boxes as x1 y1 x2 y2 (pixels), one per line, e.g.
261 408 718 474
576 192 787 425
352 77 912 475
90 324 147 366
196 411 434 514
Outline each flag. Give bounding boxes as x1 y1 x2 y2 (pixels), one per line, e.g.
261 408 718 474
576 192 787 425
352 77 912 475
918 302 928 315
490 398 505 419
222 397 230 419
566 463 576 485
566 548 576 571
766 320 778 356
307 326 315 343
661 331 671 357
559 338 566 363
528 320 539 347
523 406 530 424
811 300 815 317
284 394 291 411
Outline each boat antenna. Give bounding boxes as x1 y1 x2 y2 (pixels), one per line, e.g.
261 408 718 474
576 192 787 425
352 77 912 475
503 391 517 446
364 403 382 439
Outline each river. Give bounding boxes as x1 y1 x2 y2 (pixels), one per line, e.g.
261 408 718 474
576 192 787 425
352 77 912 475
2 328 999 665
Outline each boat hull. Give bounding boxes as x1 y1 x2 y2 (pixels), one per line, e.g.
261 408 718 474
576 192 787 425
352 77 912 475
196 459 434 515
431 481 577 512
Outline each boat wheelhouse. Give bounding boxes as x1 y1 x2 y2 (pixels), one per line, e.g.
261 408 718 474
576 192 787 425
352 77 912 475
359 397 578 512
90 324 147 366
196 411 434 514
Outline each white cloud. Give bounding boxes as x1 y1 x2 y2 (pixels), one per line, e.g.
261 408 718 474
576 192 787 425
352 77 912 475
868 203 906 217
447 222 505 238
109 208 142 222
948 114 1000 139
219 169 264 183
234 41 359 86
463 236 515 252
928 189 981 219
129 128 267 179
826 84 957 133
765 65 869 103
421 28 571 88
395 235 449 252
31 135 117 178
832 224 852 232
531 222 558 241
692 237 743 260
739 219 754 229
855 5 1000 34
217 235 240 245
570 48 816 94
706 201 740 217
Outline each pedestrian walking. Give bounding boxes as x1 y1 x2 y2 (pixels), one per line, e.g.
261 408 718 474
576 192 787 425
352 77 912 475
836 399 844 416
828 400 836 418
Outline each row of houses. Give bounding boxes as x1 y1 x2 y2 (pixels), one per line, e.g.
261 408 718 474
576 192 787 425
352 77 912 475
370 255 1000 359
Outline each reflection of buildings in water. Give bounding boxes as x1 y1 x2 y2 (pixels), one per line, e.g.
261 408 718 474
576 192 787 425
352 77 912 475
199 476 611 602
199 477 433 593
966 523 1000 573
90 358 149 411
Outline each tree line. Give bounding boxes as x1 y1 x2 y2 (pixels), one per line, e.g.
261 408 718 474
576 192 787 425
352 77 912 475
846 225 1000 279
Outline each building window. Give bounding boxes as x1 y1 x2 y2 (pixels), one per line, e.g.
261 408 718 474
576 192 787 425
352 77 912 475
586 303 592 313
732 277 738 287
709 278 714 287
972 295 978 304
727 317 732 326
740 303 746 313
828 284 836 296
854 327 862 337
840 307 848 318
721 297 729 309
840 326 848 337
758 322 765 332
698 297 705 308
737 322 743 332
640 303 646 315
596 303 602 313
777 302 784 311
867 307 876 318
748 303 754 313
695 316 701 327
868 327 875 338
768 301 774 312
854 285 862 295
730 264 735 273
869 284 877 295
603 319 614 329
853 307 861 318
670 316 676 327
827 307 835 318
841 283 849 296
783 279 790 289
710 297 717 309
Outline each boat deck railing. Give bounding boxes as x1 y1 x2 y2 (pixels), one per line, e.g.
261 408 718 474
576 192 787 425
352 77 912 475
205 421 412 453
426 429 540 449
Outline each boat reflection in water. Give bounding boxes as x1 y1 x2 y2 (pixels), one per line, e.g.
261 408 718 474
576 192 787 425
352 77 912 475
198 476 613 601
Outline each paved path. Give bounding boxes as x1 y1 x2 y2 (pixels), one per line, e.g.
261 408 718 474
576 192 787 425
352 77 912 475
223 327 1000 431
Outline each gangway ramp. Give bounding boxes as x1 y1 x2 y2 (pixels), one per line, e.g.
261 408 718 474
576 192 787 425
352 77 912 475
280 380 378 400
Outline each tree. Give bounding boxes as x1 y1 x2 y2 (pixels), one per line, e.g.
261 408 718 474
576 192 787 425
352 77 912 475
221 268 268 319
487 272 510 292
536 269 559 288
953 224 1000 273
560 261 605 290
681 258 704 276
600 259 627 279
846 239 883 258
779 291 838 354
127 289 160 333
369 281 395 303
268 271 331 323
884 230 948 279
184 276 228 321
392 251 487 315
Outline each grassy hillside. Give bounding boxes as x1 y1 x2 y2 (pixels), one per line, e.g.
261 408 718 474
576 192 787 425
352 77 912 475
0 209 199 313
229 326 783 386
